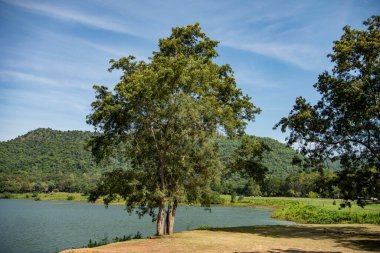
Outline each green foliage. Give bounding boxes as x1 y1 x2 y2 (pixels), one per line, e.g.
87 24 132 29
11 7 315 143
275 16 380 201
0 127 342 199
86 23 259 235
86 232 143 248
273 203 380 224
0 192 11 199
307 191 319 198
230 192 237 203
194 225 211 230
0 128 120 193
66 195 75 201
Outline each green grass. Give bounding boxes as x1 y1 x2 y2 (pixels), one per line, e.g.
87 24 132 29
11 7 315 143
0 192 128 204
222 195 380 224
272 202 380 224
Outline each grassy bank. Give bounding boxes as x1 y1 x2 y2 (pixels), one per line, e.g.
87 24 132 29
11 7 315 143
2 192 379 224
61 224 380 253
221 195 380 224
0 192 100 203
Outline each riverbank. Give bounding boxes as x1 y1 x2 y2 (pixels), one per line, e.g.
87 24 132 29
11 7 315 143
2 193 380 224
61 224 380 253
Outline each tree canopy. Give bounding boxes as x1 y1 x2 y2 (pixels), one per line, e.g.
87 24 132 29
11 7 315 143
86 23 260 235
275 16 380 202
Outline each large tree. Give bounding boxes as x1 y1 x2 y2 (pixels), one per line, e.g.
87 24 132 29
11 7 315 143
87 23 259 235
275 16 380 201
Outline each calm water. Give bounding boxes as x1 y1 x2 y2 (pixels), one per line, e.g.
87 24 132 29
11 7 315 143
0 199 292 253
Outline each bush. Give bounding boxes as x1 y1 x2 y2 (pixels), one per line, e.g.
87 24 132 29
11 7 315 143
238 195 244 202
34 196 41 201
230 192 237 203
67 195 75 201
195 225 211 230
0 192 11 199
87 232 142 248
307 191 318 198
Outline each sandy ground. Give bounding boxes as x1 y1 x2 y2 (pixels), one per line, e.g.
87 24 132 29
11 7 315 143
61 224 380 253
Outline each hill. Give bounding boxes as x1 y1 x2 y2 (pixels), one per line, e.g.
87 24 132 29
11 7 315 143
0 128 304 193
0 128 114 193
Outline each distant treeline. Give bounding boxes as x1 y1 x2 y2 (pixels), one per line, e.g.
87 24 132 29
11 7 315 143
0 128 340 197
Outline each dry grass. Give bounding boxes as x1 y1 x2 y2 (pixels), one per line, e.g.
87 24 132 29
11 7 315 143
61 224 380 253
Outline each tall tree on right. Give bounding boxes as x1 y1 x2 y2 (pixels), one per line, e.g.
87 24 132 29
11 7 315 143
275 16 380 202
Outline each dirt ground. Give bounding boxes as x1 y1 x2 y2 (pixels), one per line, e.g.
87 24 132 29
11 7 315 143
61 224 380 253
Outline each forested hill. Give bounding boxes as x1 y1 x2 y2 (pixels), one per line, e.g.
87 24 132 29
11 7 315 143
217 136 303 178
0 128 109 193
0 128 303 193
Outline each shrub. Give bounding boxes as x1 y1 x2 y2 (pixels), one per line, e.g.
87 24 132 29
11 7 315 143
0 192 11 199
195 225 211 230
87 232 142 248
230 192 237 203
307 191 318 198
67 195 75 201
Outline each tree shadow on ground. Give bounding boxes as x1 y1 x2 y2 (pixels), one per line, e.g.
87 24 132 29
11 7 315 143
209 225 380 252
234 250 342 253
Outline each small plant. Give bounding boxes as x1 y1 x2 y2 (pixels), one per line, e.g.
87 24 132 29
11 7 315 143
332 200 336 205
86 232 143 248
32 192 38 198
195 225 211 230
25 194 30 199
238 195 244 202
132 231 142 239
34 196 41 201
67 195 75 201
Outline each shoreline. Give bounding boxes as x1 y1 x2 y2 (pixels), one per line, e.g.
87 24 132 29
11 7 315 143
61 223 380 253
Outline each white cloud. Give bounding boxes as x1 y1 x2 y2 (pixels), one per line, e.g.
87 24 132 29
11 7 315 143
224 41 326 71
3 0 141 37
0 70 60 86
4 0 332 71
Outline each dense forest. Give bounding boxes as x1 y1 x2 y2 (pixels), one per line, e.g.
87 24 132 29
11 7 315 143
0 128 339 197
0 128 113 193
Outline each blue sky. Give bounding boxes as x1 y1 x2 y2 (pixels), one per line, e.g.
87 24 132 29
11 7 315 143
0 0 378 141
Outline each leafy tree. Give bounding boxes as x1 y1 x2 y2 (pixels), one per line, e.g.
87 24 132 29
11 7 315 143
229 135 269 184
86 23 259 235
275 16 380 201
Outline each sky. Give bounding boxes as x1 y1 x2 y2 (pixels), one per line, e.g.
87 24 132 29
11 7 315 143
0 0 379 142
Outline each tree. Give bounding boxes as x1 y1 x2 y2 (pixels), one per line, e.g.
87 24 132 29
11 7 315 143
275 16 380 202
87 23 259 235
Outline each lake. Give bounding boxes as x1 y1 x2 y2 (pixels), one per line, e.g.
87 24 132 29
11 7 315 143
0 199 292 253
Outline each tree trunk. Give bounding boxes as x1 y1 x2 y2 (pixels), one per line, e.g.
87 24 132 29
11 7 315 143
166 198 178 235
165 203 171 235
156 198 165 236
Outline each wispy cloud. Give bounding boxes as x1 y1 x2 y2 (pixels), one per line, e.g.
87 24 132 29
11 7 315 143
0 70 60 87
224 41 326 71
234 68 280 90
0 70 90 90
3 0 141 37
